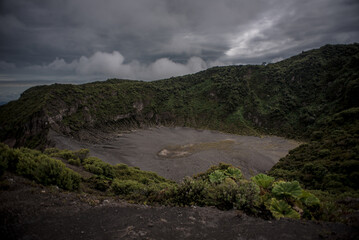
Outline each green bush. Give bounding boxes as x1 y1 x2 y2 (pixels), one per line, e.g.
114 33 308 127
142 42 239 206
83 157 115 178
111 179 146 195
87 176 111 192
84 164 103 175
174 177 209 206
74 149 89 161
68 158 81 166
234 180 261 210
15 148 80 190
52 149 76 160
113 163 170 185
207 181 238 209
43 148 60 155
208 180 260 211
45 148 89 162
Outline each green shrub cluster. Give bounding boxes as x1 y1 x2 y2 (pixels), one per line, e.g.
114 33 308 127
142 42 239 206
46 150 178 202
83 157 115 178
171 164 260 211
0 143 81 190
1 145 323 220
45 148 90 166
92 163 176 203
251 178 320 220
169 165 320 219
270 108 359 193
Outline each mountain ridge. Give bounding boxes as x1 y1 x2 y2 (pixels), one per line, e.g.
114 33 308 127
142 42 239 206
1 43 358 147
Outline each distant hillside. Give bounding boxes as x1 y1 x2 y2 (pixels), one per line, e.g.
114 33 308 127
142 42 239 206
0 43 358 193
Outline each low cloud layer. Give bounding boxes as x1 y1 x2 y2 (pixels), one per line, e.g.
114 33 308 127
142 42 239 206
27 51 221 80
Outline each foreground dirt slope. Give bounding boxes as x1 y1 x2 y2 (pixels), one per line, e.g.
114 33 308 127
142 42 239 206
1 174 357 240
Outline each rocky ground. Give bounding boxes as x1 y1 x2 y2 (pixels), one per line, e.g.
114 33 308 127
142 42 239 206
1 173 358 240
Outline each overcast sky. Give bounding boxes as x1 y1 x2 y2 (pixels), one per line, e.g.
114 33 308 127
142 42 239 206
0 0 359 103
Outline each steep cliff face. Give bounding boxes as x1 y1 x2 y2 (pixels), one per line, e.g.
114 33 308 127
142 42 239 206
0 44 358 149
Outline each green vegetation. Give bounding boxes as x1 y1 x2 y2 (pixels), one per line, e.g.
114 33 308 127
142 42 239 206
0 143 80 190
269 198 300 219
272 181 303 199
251 173 275 189
269 108 359 193
0 146 324 220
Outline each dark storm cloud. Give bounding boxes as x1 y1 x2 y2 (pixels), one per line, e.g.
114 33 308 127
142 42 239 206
1 0 356 66
0 0 358 102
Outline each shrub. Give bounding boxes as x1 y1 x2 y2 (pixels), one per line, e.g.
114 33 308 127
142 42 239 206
234 180 261 210
111 179 146 195
113 163 170 185
43 148 60 155
68 158 81 166
87 176 111 192
174 177 209 206
15 148 42 177
208 180 260 211
144 183 176 204
15 149 80 190
74 149 89 162
45 148 89 162
208 182 239 209
53 149 77 160
83 157 115 178
84 164 103 175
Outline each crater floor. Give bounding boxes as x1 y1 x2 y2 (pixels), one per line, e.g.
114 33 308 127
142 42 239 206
49 127 300 181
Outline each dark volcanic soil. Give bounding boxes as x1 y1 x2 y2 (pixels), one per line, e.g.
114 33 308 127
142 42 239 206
49 127 299 181
1 174 357 240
